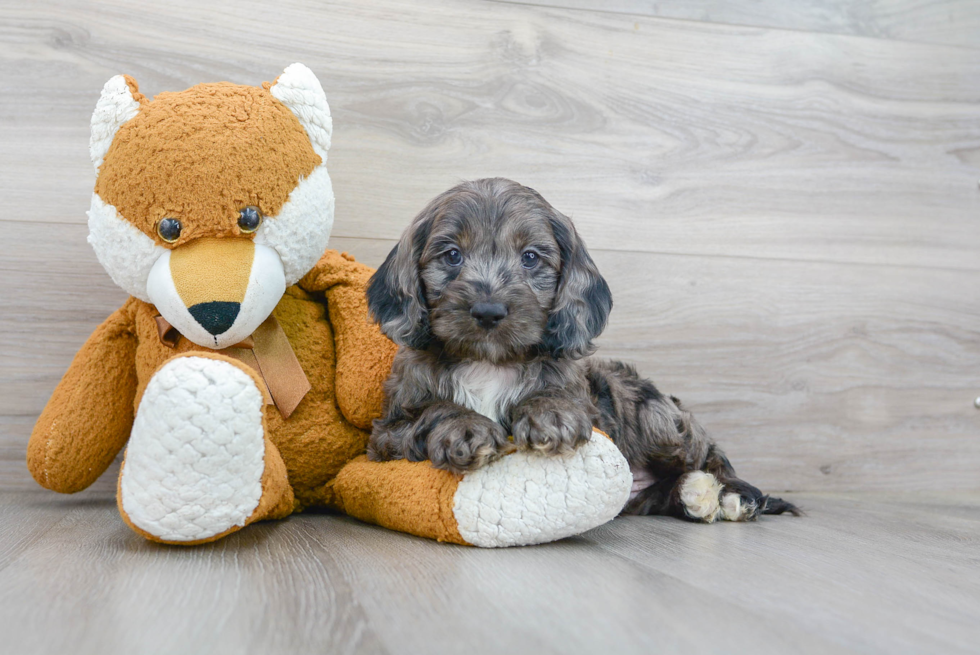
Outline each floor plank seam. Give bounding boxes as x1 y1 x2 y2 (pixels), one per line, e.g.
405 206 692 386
483 0 980 53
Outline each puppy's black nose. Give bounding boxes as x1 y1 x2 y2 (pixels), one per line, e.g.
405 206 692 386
470 302 508 329
188 301 240 336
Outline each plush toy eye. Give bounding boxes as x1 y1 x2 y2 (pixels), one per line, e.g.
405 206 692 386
444 249 463 267
156 218 182 243
238 206 263 233
521 251 539 269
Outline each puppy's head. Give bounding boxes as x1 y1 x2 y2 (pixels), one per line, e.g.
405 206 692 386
367 178 611 361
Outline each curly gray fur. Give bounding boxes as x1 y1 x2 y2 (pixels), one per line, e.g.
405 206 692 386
366 178 799 520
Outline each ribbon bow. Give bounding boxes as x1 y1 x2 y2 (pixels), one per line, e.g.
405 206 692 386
154 314 311 419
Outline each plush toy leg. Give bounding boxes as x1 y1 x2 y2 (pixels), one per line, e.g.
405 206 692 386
117 353 294 545
332 429 633 547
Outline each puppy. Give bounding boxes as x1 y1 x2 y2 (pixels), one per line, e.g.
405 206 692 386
366 178 799 522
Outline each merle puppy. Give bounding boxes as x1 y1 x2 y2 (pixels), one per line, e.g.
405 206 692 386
366 178 798 522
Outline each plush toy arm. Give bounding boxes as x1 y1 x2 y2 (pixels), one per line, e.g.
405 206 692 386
27 299 140 493
299 250 398 430
332 430 634 547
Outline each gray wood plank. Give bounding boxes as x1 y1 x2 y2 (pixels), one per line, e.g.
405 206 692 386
0 490 386 655
0 490 854 654
495 0 980 50
2 0 979 496
1 0 979 270
4 221 977 494
1 490 977 654
584 493 980 654
594 249 980 493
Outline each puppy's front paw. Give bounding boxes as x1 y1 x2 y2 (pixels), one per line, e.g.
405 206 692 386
427 412 511 474
511 396 592 455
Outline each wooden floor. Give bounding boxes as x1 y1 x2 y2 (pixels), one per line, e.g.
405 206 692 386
0 489 977 655
2 1 979 653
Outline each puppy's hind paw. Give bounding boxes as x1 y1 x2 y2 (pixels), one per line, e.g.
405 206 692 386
720 492 757 522
678 471 723 523
717 478 802 521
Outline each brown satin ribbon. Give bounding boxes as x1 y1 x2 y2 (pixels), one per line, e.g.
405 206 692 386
154 315 311 419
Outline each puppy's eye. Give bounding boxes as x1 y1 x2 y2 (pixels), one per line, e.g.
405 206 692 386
238 206 263 233
521 251 539 269
156 218 182 243
445 249 463 267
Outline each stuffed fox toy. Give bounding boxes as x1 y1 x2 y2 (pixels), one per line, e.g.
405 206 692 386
27 64 632 546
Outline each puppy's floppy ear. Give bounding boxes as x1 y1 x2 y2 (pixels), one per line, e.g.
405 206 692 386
367 207 435 349
542 212 613 359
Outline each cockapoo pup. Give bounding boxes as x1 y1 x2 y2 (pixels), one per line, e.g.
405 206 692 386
366 178 798 522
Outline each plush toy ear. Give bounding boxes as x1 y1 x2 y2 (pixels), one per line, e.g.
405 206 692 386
90 75 144 172
269 63 332 161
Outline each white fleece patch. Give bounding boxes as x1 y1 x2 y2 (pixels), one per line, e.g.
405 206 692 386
270 63 332 161
720 492 756 522
146 243 286 350
452 430 632 547
253 164 334 286
119 357 266 542
679 471 723 523
451 362 522 423
90 74 141 171
87 193 164 302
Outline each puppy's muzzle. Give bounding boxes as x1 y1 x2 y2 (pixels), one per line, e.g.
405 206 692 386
470 302 508 329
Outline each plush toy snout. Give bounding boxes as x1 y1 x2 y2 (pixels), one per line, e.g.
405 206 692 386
146 237 286 349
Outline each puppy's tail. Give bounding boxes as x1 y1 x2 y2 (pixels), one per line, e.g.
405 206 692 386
760 495 804 517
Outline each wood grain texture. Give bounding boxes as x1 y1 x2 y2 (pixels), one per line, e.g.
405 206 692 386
0 489 977 654
496 0 980 50
1 0 979 494
2 0 979 269
4 224 978 493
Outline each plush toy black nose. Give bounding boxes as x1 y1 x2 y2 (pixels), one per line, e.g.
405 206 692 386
188 301 240 336
470 302 508 329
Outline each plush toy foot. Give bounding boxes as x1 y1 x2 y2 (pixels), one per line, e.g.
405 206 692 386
118 354 293 545
333 429 633 547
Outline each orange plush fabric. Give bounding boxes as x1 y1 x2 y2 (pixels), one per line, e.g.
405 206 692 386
95 82 321 247
27 66 473 546
28 301 140 493
29 249 463 544
27 67 633 548
333 456 467 545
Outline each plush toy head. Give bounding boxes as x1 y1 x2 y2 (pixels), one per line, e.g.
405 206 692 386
87 63 334 349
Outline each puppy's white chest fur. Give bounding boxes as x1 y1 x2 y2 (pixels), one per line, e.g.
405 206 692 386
451 362 522 424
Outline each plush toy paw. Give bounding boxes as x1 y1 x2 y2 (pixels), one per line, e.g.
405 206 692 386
452 429 632 547
118 355 290 543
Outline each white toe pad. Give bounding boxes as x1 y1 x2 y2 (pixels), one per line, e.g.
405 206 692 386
679 471 723 523
119 356 266 542
452 430 632 547
720 492 756 521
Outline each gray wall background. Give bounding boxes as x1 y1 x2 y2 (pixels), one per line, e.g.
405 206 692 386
2 0 978 493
